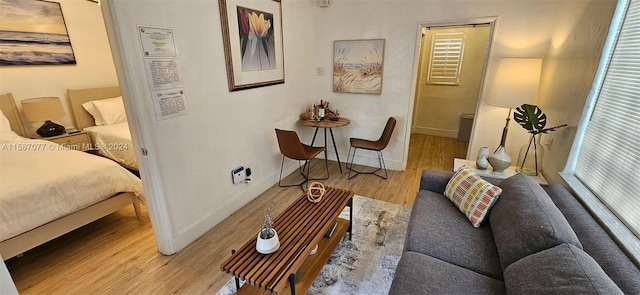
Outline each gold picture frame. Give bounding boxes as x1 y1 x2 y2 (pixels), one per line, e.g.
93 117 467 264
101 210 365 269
218 0 284 91
333 39 385 94
0 0 77 66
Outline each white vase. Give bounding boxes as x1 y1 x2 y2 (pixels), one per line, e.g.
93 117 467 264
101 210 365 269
476 146 490 170
256 228 280 254
488 146 511 172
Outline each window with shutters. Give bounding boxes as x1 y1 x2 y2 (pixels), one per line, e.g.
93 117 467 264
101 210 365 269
427 32 465 85
562 0 640 259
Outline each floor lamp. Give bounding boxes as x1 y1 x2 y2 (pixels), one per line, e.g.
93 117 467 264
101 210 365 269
485 58 542 172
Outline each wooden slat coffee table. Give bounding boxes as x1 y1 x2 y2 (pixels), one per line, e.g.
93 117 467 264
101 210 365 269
221 186 354 295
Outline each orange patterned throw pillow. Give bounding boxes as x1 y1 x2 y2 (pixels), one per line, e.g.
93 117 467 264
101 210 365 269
444 166 502 227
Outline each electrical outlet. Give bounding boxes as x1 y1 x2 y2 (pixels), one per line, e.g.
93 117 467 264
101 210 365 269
232 166 245 184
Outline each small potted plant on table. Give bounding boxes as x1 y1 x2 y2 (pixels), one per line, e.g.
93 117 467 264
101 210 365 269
256 202 280 254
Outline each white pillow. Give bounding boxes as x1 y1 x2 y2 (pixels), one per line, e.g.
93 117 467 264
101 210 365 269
92 96 127 125
0 110 22 143
82 96 127 125
444 166 502 227
82 100 106 125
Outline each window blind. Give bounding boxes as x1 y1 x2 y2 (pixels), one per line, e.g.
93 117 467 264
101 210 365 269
575 0 640 238
427 33 464 85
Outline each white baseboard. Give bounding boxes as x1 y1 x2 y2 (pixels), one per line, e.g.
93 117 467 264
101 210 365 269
412 126 457 138
169 152 401 251
284 151 402 175
171 173 275 252
335 150 402 171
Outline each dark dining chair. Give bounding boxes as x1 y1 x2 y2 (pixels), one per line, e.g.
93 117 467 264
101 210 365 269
275 128 329 190
346 117 396 180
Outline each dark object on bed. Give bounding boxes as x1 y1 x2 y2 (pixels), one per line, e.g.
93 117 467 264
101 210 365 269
36 120 65 137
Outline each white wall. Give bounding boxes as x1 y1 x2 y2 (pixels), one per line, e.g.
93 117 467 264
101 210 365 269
0 0 118 136
103 0 314 252
0 254 18 295
536 1 616 184
311 0 616 175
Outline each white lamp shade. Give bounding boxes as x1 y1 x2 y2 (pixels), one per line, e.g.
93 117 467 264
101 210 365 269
486 58 542 109
21 97 65 122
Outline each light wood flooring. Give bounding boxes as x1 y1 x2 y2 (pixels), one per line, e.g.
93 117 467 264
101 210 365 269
5 134 467 294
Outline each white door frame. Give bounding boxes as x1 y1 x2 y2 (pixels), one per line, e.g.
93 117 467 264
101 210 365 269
402 16 499 169
100 0 176 255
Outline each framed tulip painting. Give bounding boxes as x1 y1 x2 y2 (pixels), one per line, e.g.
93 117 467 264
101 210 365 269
219 0 284 91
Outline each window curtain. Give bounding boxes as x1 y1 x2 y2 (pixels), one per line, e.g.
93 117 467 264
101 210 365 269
575 0 640 238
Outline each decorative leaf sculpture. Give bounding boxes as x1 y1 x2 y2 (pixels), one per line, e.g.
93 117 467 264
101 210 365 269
514 104 568 135
513 103 568 175
538 124 568 134
514 104 547 133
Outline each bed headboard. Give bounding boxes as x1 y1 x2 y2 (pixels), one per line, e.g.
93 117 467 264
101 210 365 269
67 87 121 130
0 93 28 138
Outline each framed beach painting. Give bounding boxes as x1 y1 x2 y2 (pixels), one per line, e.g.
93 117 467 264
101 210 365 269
333 39 385 94
219 0 284 91
0 0 76 66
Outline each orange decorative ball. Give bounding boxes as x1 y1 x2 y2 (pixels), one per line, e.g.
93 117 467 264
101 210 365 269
306 182 325 203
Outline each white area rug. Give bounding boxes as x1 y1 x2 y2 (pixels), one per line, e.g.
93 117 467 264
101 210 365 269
216 195 411 295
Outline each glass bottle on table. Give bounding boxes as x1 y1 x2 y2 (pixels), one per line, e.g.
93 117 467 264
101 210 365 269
318 102 325 119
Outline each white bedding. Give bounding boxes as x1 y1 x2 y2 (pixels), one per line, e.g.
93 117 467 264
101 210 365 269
84 122 137 169
0 138 143 242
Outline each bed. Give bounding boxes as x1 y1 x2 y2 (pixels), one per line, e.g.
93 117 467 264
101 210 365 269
67 87 137 170
0 93 144 260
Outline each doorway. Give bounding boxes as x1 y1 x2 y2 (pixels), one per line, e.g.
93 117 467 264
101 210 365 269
407 20 494 169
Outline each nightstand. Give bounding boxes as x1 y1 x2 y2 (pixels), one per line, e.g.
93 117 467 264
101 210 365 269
36 131 92 152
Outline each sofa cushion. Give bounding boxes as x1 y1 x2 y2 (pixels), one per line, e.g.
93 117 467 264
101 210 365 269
419 169 502 193
444 166 502 227
545 184 640 294
489 173 582 270
420 169 455 193
389 251 506 295
404 190 503 280
504 243 623 294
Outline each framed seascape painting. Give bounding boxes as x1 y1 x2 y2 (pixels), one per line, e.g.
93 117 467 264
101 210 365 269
333 39 385 94
0 0 76 66
219 0 284 91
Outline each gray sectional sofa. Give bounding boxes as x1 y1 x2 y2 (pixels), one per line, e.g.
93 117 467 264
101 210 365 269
389 169 640 294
